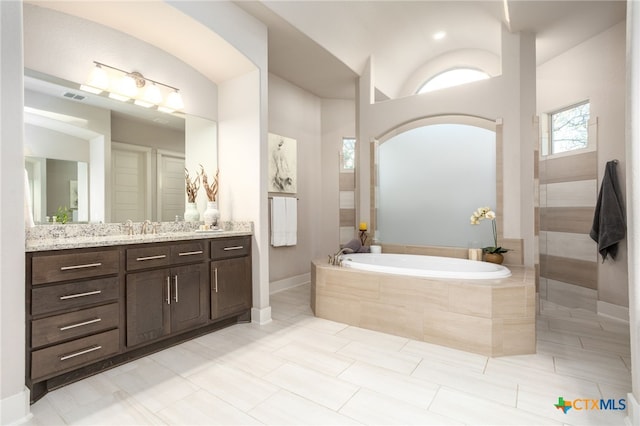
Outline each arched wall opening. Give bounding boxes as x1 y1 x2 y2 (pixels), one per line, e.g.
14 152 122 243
371 115 503 250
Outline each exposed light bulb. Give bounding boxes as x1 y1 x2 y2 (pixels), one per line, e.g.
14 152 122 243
80 64 109 94
165 90 184 111
135 82 162 108
109 74 137 101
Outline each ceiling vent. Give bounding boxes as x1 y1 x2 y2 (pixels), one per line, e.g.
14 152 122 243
63 92 86 101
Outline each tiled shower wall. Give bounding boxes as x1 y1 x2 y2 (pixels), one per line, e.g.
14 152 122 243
539 151 599 310
339 171 356 245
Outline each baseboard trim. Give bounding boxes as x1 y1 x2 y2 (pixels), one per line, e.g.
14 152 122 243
1 387 31 425
625 392 639 426
597 300 629 321
251 306 272 325
270 273 310 294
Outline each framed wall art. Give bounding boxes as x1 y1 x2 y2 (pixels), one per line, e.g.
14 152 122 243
268 133 297 194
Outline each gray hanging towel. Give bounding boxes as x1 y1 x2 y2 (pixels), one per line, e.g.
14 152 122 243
589 160 626 261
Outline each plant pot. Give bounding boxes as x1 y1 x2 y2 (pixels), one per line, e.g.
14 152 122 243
203 201 220 227
184 202 200 222
484 253 504 264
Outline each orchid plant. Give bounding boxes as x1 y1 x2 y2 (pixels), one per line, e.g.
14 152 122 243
470 206 509 254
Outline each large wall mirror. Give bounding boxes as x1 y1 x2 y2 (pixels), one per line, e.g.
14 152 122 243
24 71 217 224
374 116 501 248
23 3 220 225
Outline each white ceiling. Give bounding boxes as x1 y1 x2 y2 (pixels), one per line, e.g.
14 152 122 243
28 0 626 101
236 0 626 99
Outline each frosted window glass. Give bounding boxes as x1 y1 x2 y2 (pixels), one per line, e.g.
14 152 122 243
378 124 496 248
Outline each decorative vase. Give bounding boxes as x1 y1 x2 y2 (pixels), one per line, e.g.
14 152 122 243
484 253 504 264
184 202 200 222
203 201 220 227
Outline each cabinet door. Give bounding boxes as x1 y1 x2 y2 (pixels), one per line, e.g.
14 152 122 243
126 269 170 347
211 256 251 320
171 264 209 333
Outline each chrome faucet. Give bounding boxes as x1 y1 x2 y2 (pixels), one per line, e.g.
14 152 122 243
124 219 134 235
328 247 354 266
141 219 152 235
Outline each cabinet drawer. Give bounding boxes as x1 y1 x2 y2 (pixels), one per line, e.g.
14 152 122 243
31 277 119 316
211 237 251 260
126 246 170 271
170 241 209 264
31 329 119 380
32 303 119 349
32 250 119 285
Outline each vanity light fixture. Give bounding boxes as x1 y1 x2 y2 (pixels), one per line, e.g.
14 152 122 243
80 61 184 112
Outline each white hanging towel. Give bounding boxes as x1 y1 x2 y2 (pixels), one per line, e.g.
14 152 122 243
271 197 287 246
285 197 297 246
271 196 297 247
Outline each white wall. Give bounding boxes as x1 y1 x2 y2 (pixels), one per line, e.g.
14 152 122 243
320 99 357 258
0 2 30 424
266 77 357 288
538 21 628 308
626 0 640 423
268 74 322 283
169 0 270 324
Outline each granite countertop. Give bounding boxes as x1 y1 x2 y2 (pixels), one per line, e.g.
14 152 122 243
25 221 253 252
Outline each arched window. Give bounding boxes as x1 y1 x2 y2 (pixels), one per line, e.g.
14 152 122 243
417 68 490 94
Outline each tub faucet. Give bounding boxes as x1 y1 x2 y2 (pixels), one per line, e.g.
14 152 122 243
328 247 354 266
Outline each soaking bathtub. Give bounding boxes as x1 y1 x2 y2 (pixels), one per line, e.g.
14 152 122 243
311 253 535 357
340 253 512 279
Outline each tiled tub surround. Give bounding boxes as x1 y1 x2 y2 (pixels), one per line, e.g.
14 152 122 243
25 221 253 252
311 260 536 357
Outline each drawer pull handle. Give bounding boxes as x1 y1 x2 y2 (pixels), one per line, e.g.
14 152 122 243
60 290 102 300
60 262 102 271
59 318 101 331
136 254 167 261
223 246 244 251
178 250 203 256
166 276 171 305
60 345 102 361
214 268 218 293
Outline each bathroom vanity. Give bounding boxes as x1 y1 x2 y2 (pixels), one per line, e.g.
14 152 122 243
25 224 252 402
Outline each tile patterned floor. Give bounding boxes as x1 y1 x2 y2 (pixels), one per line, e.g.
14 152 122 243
23 284 632 425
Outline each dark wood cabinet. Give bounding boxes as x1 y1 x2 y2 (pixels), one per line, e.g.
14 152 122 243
27 235 251 403
211 237 252 320
126 263 208 347
27 248 121 385
170 264 209 333
126 269 170 347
